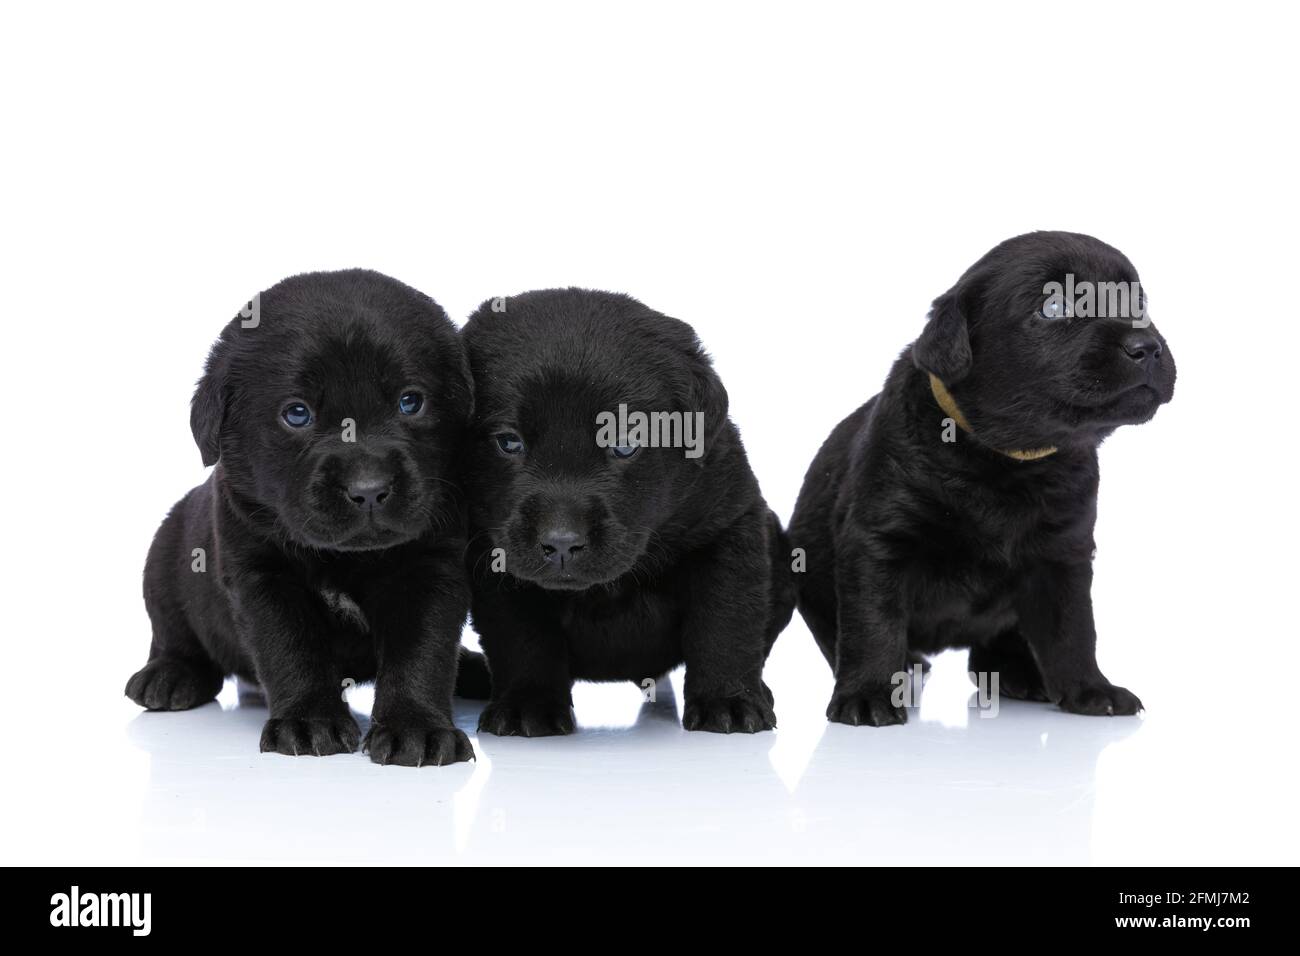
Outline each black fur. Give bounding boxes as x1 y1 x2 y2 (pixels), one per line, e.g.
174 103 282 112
126 269 479 766
462 289 795 736
788 232 1176 725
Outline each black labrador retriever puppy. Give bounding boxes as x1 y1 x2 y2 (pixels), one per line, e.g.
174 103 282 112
126 269 478 766
789 232 1176 726
462 288 795 736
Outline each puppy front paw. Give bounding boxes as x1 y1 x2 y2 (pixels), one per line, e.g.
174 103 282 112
478 694 575 737
125 657 223 711
1057 682 1143 716
259 714 361 756
682 691 776 733
364 721 474 767
826 687 907 727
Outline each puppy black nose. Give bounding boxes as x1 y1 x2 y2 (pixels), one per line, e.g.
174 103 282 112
540 528 586 564
346 478 391 509
1122 331 1163 369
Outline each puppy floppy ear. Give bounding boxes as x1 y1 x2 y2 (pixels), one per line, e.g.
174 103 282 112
684 345 730 466
913 290 973 383
190 335 232 467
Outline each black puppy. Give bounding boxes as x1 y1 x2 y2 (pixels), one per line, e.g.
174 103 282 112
789 232 1175 725
126 269 478 766
462 289 794 736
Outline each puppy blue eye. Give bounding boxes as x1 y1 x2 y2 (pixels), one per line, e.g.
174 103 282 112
282 403 313 428
495 433 525 455
1039 295 1071 320
398 391 424 415
610 444 640 459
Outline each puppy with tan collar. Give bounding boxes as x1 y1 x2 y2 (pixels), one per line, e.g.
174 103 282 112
789 232 1176 725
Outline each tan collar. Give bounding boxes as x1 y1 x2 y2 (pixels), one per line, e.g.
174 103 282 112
928 374 1058 462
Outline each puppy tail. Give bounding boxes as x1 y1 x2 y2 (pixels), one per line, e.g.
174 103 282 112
764 509 798 658
454 646 492 700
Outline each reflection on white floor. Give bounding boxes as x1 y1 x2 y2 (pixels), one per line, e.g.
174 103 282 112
13 620 1297 865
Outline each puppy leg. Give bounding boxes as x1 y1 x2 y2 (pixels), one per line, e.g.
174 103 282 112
796 571 840 669
127 567 224 711
1016 562 1143 716
968 631 1048 701
475 593 575 737
232 571 361 756
826 536 909 726
453 647 492 700
764 509 798 657
359 551 474 767
126 509 226 712
680 509 776 734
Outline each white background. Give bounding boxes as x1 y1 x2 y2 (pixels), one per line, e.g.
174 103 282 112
2 2 1297 865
